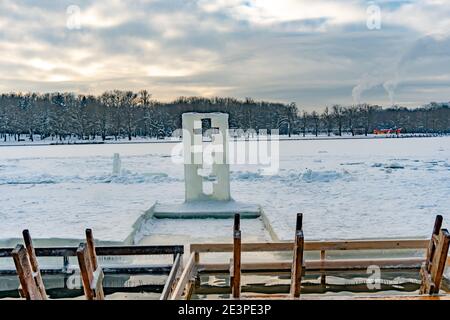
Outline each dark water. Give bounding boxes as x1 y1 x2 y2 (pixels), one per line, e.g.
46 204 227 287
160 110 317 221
2 270 449 299
191 269 450 299
0 273 165 299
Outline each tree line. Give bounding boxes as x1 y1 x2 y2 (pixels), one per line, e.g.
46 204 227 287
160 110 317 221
0 90 449 142
297 103 450 137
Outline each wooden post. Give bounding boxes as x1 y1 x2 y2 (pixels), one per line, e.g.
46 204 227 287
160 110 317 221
194 252 200 264
420 215 450 295
193 251 200 289
185 279 196 300
12 244 46 300
429 229 450 293
171 252 196 300
231 213 241 299
85 229 98 271
420 229 450 294
425 215 442 269
295 212 302 233
77 243 94 300
290 213 304 298
22 230 47 299
320 250 326 285
160 253 182 300
76 229 104 300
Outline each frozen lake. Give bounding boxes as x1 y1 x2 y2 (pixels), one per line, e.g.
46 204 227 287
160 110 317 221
0 137 449 242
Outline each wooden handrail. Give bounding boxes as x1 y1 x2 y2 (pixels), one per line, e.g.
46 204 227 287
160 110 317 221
190 239 429 253
171 252 196 300
190 239 437 275
12 244 47 300
77 230 105 300
160 253 182 300
1 244 185 276
0 245 184 258
22 230 47 299
197 257 425 272
420 226 450 295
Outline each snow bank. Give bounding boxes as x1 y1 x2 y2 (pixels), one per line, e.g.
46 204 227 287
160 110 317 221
0 172 177 185
231 169 351 183
134 218 270 243
0 137 449 242
300 169 350 183
384 162 405 169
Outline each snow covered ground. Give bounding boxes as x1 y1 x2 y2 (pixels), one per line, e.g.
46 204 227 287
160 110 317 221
0 137 449 242
0 133 441 147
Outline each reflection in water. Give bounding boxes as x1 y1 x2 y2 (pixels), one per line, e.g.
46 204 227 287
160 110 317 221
192 270 450 299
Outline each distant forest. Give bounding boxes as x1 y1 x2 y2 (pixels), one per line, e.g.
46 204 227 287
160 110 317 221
0 90 449 142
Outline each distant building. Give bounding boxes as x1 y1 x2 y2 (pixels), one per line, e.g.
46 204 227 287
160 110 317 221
373 128 402 135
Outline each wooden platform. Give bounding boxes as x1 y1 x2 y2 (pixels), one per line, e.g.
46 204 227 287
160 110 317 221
171 215 450 300
151 201 262 219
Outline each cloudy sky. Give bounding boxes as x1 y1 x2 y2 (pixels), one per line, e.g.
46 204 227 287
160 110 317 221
1 0 450 109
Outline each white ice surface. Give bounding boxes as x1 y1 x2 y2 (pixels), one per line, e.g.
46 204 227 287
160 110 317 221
0 137 449 242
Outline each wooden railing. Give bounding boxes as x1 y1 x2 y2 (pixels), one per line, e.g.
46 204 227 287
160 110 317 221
1 228 185 300
190 239 438 273
170 252 196 300
160 253 183 300
190 239 429 253
0 245 184 275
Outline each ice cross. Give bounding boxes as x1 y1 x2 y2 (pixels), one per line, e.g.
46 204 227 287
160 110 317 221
182 112 231 202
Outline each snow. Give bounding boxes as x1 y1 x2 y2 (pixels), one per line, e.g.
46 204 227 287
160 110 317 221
0 133 440 147
0 135 177 147
134 218 270 244
151 200 261 218
0 137 449 242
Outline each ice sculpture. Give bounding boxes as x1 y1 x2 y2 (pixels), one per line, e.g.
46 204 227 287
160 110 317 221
150 112 261 218
182 112 231 201
112 153 121 175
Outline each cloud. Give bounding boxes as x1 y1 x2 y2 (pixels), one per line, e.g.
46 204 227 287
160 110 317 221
383 0 450 36
198 0 365 27
380 34 450 105
0 0 450 109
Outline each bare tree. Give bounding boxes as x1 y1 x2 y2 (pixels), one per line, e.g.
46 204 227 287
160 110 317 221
359 103 380 136
322 107 333 136
332 105 344 136
120 91 138 141
301 111 309 137
138 90 152 136
344 105 358 136
0 91 449 141
311 111 320 137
